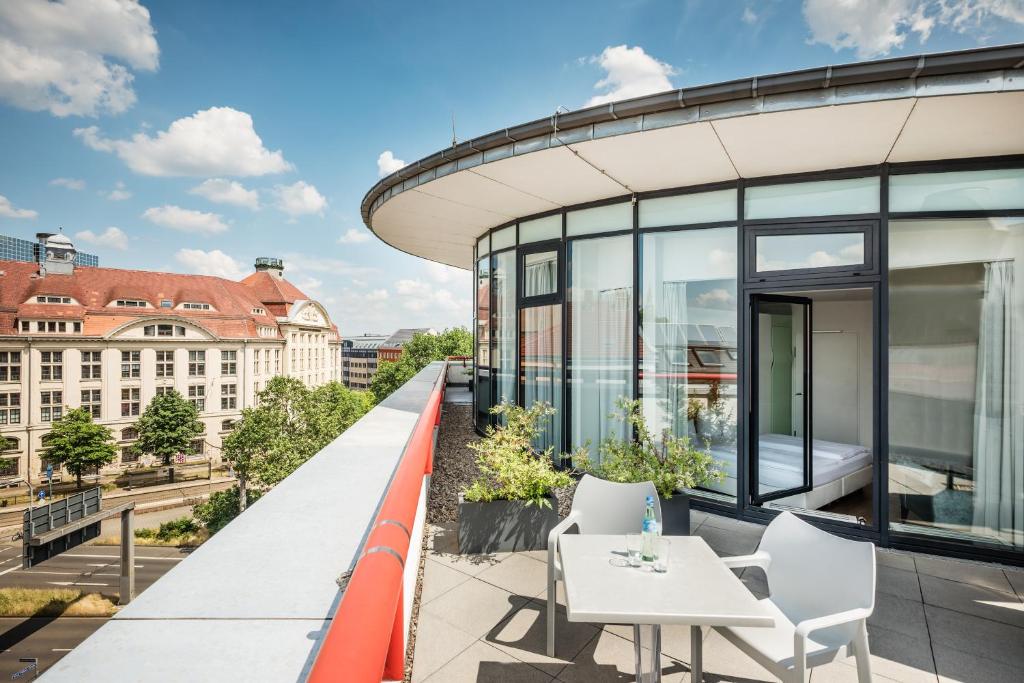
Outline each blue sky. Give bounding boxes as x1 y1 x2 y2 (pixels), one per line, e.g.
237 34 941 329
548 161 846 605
1 0 1022 335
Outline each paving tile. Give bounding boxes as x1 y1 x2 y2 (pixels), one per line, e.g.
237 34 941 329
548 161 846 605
426 526 509 576
1002 567 1024 598
876 564 922 601
919 574 1024 628
421 576 530 639
914 555 1016 595
603 623 709 664
739 566 770 599
410 612 478 682
478 552 550 598
693 523 761 558
861 624 938 683
809 660 904 682
486 599 600 676
924 604 1024 668
875 549 917 572
425 640 554 682
934 645 1023 683
557 629 689 683
534 578 566 608
698 628 775 682
868 593 930 641
519 549 552 563
420 558 471 605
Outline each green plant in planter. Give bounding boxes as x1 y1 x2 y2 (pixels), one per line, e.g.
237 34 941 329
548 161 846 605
576 398 725 499
463 401 572 509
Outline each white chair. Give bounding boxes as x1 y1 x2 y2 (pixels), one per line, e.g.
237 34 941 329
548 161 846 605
717 511 876 683
546 474 661 657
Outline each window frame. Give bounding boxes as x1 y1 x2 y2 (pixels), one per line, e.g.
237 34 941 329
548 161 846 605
743 220 879 283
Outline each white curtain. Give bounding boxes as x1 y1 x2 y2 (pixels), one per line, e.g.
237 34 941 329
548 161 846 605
522 306 561 456
661 281 689 439
972 261 1023 548
597 287 631 448
524 254 557 297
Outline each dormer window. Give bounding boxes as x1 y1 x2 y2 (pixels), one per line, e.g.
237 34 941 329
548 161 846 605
36 295 72 304
160 300 173 308
252 307 266 316
182 302 211 311
115 299 148 308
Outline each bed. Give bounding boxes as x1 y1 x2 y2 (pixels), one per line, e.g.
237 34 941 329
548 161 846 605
705 433 873 510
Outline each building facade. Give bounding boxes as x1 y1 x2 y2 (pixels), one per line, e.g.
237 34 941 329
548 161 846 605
377 328 434 363
341 334 388 389
361 44 1024 564
0 241 341 482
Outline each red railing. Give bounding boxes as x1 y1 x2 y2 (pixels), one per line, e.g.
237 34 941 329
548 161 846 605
308 368 445 682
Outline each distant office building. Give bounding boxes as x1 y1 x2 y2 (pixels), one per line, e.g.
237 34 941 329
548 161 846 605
0 232 99 268
378 328 435 363
0 239 341 483
341 334 388 389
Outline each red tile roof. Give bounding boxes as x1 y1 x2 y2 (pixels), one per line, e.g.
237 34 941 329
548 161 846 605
0 260 334 340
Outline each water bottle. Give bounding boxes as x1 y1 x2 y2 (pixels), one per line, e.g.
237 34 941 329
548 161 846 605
641 495 658 562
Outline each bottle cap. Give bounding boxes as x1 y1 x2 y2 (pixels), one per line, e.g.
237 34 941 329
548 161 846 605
646 495 654 504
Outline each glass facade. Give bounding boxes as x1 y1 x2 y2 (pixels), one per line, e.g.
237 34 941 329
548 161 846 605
470 162 1024 560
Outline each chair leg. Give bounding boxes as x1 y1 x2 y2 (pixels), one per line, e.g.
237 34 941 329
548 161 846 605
853 620 872 683
546 577 557 658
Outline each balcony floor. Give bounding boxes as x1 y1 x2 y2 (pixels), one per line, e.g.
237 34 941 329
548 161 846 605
413 514 1024 682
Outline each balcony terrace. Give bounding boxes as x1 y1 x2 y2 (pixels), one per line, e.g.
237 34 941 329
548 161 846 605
39 362 1024 682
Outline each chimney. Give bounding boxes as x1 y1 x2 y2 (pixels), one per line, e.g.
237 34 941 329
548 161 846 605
254 257 284 280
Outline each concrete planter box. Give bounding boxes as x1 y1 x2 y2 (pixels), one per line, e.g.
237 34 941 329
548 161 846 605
458 492 559 554
660 492 690 536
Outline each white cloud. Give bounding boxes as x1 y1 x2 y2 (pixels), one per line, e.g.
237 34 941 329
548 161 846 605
694 287 736 308
585 45 677 107
142 205 228 236
377 150 406 178
50 177 85 190
273 180 326 217
803 0 1024 58
0 0 158 117
338 228 370 244
189 178 260 210
175 248 247 280
0 194 36 219
75 226 127 250
742 7 759 24
393 277 469 313
424 261 469 285
366 289 389 302
74 107 292 177
106 180 131 201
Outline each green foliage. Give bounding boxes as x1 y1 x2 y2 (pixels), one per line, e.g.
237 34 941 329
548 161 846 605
193 486 263 534
133 390 204 465
43 408 117 487
462 402 572 508
370 327 472 402
575 398 725 499
134 516 200 541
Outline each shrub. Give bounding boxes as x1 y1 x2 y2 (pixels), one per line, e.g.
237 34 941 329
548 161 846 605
575 398 725 498
193 486 263 534
462 402 572 508
155 516 200 541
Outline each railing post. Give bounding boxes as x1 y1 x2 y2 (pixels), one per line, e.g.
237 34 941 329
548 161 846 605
120 506 135 605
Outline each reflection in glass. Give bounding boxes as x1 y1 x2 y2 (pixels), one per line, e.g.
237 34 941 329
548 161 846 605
523 251 558 298
521 305 562 456
640 227 738 497
475 257 490 428
569 235 633 457
745 176 879 219
890 169 1024 213
889 218 1023 550
756 233 865 272
493 251 517 416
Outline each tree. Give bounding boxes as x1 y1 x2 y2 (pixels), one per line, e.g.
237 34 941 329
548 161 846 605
221 403 294 512
43 408 117 488
133 390 205 466
370 327 472 402
193 486 263 534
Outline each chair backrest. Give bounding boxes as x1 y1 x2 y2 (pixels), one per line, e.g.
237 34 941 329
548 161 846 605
569 475 661 536
759 511 876 648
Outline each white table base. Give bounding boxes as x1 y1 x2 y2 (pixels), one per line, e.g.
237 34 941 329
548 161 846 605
631 624 703 683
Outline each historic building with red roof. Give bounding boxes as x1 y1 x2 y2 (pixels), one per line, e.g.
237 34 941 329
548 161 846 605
0 237 341 482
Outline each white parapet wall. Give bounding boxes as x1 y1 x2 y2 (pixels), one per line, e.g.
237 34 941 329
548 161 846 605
40 362 448 682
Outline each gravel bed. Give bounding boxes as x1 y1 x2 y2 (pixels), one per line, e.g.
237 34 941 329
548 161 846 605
427 403 577 524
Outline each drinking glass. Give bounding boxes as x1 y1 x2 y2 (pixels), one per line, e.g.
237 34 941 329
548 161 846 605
653 537 670 573
626 533 643 567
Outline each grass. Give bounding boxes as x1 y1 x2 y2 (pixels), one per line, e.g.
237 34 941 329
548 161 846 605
0 588 118 617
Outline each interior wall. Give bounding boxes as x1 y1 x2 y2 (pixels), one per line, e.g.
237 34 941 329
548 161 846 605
811 298 873 448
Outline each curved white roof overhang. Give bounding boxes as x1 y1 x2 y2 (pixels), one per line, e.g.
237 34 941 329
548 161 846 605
363 44 1024 269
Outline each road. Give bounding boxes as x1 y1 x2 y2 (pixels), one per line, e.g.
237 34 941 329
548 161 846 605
0 508 197 678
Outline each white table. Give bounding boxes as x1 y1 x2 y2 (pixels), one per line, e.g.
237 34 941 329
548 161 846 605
558 534 773 682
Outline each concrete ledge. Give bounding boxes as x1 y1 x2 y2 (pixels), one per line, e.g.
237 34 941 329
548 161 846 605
41 362 447 681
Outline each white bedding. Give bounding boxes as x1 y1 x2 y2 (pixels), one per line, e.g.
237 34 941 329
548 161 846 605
709 433 872 491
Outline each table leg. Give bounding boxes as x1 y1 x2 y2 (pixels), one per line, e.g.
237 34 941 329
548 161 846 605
632 624 662 683
690 625 702 683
